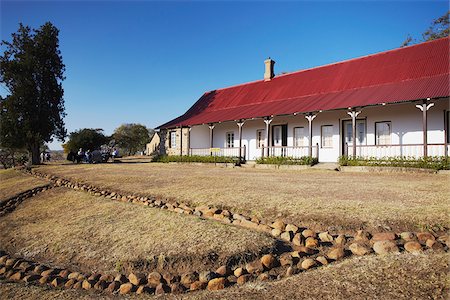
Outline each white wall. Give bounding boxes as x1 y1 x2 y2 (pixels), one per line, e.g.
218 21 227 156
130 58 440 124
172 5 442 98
186 98 449 162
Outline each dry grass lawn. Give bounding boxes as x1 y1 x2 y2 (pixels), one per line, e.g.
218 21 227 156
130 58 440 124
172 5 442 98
1 252 448 300
0 187 275 275
36 163 450 232
0 169 49 201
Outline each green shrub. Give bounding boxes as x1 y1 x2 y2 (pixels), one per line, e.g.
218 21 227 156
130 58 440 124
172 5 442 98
338 155 450 170
256 156 318 166
152 155 239 164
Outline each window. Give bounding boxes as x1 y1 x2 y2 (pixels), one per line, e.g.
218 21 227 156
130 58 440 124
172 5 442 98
256 129 265 148
321 125 333 148
375 122 391 145
293 127 305 147
226 132 234 148
169 131 177 148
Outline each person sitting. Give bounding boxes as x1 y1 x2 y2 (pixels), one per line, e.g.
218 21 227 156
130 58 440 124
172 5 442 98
112 148 119 162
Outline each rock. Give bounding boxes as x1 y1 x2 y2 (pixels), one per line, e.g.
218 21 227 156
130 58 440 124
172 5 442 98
73 281 82 289
280 231 293 242
371 232 396 241
327 247 345 260
51 277 65 287
190 281 207 291
437 235 450 247
305 237 319 248
5 258 17 268
257 273 270 281
300 258 316 270
106 281 121 293
0 267 6 275
246 260 264 274
39 276 50 284
147 271 162 286
373 240 399 255
88 273 101 281
237 274 252 285
318 232 334 243
279 253 294 266
94 280 108 290
99 274 114 282
119 283 134 294
170 282 184 294
9 271 23 281
64 279 77 288
349 243 370 256
234 267 246 277
114 274 128 284
404 241 422 253
0 255 8 265
207 277 227 290
215 265 229 276
400 232 415 241
136 285 152 295
162 272 179 284
417 232 435 244
261 254 277 269
354 230 370 242
199 271 216 283
59 269 70 278
23 274 41 283
271 228 282 237
181 272 198 287
335 234 347 245
128 273 144 285
68 272 80 280
316 256 328 265
227 275 237 283
285 229 299 245
82 280 95 290
271 220 286 231
292 246 317 256
41 268 56 277
302 229 316 238
286 266 296 276
34 265 48 274
285 224 299 233
155 283 170 295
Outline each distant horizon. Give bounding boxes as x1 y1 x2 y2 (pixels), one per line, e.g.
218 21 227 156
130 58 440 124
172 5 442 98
1 1 447 150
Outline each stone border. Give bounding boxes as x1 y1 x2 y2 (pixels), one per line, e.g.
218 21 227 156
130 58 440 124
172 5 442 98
339 166 438 174
0 169 447 296
0 184 53 217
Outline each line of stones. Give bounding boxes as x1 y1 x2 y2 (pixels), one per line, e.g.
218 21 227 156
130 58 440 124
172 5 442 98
2 169 446 296
0 184 53 217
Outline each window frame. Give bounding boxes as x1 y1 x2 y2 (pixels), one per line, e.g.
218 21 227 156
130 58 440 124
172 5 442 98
321 125 334 148
226 131 235 148
293 126 305 147
375 121 392 145
256 129 265 149
169 131 177 148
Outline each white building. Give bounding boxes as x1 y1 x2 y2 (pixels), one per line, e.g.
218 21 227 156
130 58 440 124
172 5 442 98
157 38 449 163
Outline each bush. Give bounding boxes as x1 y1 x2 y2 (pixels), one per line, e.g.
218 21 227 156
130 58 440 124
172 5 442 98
338 155 450 170
256 156 318 166
152 155 240 164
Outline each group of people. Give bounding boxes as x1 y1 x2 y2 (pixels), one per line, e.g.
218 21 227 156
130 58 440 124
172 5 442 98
66 148 120 164
40 152 51 162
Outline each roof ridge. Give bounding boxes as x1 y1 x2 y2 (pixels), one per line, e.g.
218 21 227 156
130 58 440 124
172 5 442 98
206 73 449 113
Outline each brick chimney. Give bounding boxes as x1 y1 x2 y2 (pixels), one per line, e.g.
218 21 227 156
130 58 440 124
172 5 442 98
264 57 275 81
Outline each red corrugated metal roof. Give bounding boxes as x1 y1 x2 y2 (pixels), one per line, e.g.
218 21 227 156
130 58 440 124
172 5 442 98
159 37 450 129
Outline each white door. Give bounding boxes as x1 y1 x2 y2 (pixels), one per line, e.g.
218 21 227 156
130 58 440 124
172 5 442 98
343 120 366 155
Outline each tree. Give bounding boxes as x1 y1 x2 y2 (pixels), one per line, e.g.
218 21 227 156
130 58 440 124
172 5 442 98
0 22 66 165
63 128 109 153
113 123 152 156
402 11 449 46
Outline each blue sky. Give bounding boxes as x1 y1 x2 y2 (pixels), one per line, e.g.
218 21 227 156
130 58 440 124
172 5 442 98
0 0 448 150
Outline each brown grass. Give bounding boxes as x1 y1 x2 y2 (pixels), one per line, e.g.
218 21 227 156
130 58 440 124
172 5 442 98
36 163 450 232
0 187 275 275
0 169 49 201
1 252 448 300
